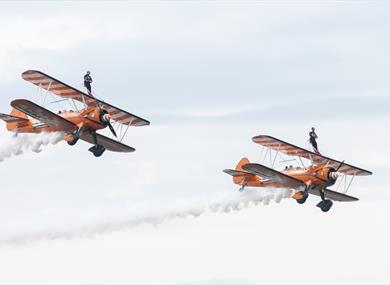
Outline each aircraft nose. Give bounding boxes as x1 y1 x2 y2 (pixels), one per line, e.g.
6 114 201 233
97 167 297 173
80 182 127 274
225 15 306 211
102 113 111 122
330 171 341 180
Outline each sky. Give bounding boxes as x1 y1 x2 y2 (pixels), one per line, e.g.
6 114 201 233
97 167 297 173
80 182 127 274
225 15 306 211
0 1 389 284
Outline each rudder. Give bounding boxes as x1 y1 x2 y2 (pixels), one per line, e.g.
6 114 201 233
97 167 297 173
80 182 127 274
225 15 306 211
233 157 257 185
235 157 250 172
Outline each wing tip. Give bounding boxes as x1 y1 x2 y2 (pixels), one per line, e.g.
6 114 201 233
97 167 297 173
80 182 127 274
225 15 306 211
252 134 273 143
223 169 234 175
21 69 40 78
136 120 150 127
343 196 359 202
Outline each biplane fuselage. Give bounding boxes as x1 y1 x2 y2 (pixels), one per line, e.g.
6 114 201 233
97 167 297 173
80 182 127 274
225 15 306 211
233 158 336 192
224 135 372 211
232 161 338 201
6 107 106 142
0 70 150 157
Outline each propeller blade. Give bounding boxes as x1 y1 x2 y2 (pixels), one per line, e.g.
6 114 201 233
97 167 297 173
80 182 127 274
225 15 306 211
107 122 117 137
335 160 345 172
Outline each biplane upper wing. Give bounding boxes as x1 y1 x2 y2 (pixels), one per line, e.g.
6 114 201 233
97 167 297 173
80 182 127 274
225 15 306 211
21 70 150 127
242 163 305 189
80 132 135 152
309 188 359 202
11 99 78 133
252 135 372 176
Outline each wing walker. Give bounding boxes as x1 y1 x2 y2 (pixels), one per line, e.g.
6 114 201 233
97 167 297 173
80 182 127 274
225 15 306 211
224 135 372 212
0 70 150 157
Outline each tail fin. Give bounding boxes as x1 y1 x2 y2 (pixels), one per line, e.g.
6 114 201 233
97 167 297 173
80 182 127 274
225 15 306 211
223 157 259 186
233 157 251 185
11 108 27 119
235 157 250 172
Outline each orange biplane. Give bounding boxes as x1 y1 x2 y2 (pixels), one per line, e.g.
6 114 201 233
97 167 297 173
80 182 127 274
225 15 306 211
224 135 372 212
0 70 150 157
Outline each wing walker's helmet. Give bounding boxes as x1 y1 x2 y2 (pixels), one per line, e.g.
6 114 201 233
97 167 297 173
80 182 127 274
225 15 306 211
86 71 91 75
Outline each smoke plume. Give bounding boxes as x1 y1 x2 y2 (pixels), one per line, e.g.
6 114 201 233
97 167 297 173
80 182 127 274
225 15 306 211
0 132 64 162
0 188 292 245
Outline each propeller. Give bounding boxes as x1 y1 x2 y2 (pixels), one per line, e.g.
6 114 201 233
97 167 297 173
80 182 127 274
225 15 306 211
327 160 345 184
92 98 117 138
100 110 117 138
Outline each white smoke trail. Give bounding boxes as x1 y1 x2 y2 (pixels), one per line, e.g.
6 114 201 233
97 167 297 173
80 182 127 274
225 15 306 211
0 188 292 245
0 132 64 162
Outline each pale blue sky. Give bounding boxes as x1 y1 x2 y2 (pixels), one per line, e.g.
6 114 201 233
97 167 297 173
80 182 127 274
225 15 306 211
0 2 389 283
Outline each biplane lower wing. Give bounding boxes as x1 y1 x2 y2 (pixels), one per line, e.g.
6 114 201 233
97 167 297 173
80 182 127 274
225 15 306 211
241 163 357 201
309 188 358 202
0 113 29 124
242 163 305 189
11 99 78 133
252 135 372 176
80 132 135 153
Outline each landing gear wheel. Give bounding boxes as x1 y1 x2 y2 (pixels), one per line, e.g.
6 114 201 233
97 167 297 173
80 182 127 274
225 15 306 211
239 186 245 192
316 199 333 212
88 145 106 157
296 190 309 204
67 133 79 146
296 197 307 204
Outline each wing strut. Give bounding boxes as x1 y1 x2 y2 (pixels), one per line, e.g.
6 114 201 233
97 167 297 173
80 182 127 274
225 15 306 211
120 123 131 142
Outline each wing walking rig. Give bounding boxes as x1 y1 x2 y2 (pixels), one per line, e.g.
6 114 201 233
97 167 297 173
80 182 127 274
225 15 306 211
223 135 372 212
0 70 150 157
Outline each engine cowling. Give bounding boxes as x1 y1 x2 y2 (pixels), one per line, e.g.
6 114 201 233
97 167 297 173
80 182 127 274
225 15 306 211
315 167 339 187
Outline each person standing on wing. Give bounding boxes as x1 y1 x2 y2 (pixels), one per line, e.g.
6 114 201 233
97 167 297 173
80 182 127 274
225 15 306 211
309 127 320 154
84 71 93 95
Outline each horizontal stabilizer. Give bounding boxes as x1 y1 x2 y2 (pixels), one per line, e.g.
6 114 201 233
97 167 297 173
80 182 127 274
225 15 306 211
0 113 29 124
309 188 358 202
80 132 135 153
223 169 253 177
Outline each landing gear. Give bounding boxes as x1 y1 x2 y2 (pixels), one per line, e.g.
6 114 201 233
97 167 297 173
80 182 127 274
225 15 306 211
239 185 245 192
88 145 106 157
295 186 309 204
316 199 333 212
316 189 333 212
296 190 309 204
88 131 105 157
67 133 79 146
